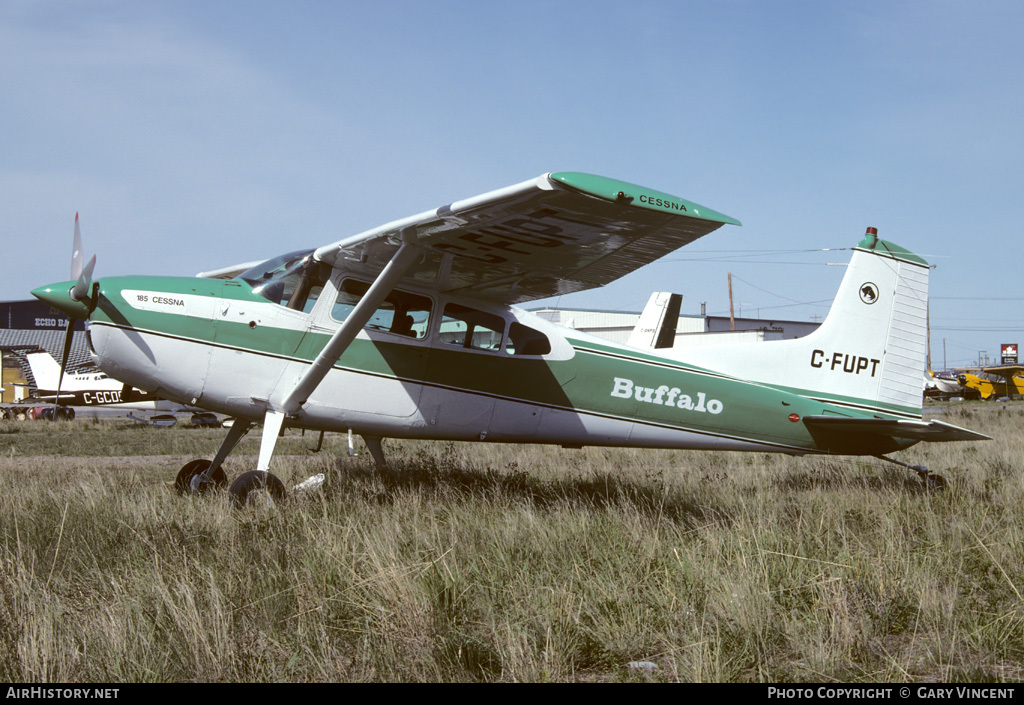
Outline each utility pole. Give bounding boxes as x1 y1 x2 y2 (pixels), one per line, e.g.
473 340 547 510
728 272 735 331
926 301 931 371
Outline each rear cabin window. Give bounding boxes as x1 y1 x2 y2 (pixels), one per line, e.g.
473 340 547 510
505 322 551 356
440 303 505 351
331 279 431 339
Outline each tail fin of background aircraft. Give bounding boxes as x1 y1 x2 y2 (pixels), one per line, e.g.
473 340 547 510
627 292 682 349
24 351 62 391
678 229 930 418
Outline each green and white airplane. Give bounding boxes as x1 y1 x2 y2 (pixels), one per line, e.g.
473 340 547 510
32 172 988 503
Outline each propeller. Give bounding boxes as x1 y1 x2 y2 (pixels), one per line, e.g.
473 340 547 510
71 212 83 280
51 213 97 420
52 317 75 419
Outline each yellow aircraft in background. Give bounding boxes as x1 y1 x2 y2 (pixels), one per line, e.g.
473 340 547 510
955 366 1024 400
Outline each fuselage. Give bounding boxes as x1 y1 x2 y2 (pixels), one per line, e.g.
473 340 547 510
62 266 915 456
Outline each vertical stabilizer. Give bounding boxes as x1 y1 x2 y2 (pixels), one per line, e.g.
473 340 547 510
627 292 682 349
674 229 930 418
24 351 62 391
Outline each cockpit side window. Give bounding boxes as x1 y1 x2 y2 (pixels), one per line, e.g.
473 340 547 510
239 249 329 312
331 279 432 339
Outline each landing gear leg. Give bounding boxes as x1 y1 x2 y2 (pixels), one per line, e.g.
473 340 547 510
175 420 253 495
228 410 288 508
362 435 387 469
876 455 946 489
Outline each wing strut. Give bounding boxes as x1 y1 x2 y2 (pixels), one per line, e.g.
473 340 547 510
255 237 421 472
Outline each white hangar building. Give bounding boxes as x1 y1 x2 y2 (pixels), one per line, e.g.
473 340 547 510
529 301 819 347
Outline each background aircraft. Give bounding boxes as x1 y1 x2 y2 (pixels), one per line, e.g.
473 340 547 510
955 365 1024 400
924 370 963 400
33 172 988 504
7 349 195 420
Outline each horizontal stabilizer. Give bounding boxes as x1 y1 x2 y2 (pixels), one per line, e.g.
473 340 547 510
803 416 991 443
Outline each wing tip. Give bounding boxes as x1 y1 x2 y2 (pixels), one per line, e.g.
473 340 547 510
549 171 741 225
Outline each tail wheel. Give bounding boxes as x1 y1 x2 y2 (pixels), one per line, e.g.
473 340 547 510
175 459 228 496
228 470 286 508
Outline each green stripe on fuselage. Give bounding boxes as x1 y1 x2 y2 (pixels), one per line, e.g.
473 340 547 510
93 275 905 452
567 336 921 419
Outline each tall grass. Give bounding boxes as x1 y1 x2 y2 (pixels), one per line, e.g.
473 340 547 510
0 404 1022 681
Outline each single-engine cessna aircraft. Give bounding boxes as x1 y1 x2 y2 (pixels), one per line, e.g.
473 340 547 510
33 172 989 503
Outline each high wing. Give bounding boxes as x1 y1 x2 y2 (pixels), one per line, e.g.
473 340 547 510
200 171 740 473
313 172 740 304
980 365 1024 381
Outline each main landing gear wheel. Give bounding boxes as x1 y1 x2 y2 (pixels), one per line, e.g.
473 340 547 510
228 470 286 508
175 459 228 496
908 464 946 491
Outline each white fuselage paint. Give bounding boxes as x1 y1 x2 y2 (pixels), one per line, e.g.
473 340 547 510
87 316 789 454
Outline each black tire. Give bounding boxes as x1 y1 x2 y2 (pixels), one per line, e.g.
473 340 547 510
175 459 228 496
58 407 75 421
191 412 219 427
228 470 286 508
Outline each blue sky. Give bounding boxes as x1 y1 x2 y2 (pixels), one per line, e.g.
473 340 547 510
2 1 1021 368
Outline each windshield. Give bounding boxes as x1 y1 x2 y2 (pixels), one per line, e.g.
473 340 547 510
237 249 328 311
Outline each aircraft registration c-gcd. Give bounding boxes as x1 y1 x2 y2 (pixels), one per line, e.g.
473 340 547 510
32 172 989 505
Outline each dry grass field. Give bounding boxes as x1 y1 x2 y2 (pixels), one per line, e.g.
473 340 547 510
0 402 1022 682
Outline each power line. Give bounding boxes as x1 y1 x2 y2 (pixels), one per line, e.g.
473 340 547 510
932 296 1024 301
659 247 853 264
932 326 1024 332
